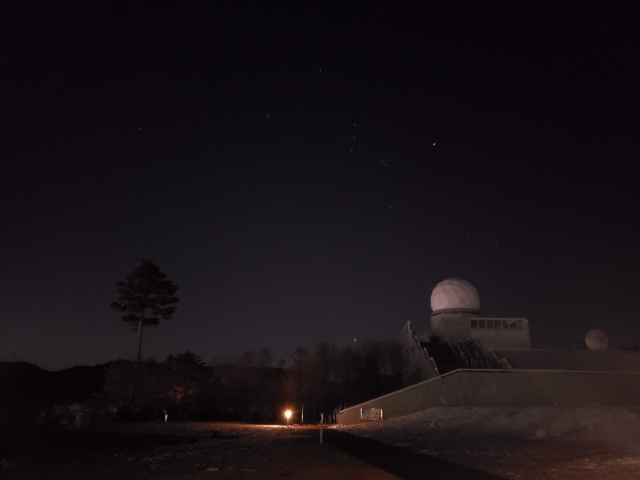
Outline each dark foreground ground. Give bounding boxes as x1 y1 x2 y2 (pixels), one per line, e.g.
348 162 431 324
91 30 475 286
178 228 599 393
0 421 505 479
340 406 640 479
4 416 639 479
2 422 385 480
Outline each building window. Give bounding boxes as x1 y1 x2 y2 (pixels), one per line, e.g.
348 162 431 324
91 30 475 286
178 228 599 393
470 319 527 331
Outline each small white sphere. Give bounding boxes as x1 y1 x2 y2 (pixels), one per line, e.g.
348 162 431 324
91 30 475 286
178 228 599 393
585 330 609 351
431 278 480 312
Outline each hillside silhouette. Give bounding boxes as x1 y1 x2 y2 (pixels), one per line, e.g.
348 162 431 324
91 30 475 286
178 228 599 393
0 361 107 425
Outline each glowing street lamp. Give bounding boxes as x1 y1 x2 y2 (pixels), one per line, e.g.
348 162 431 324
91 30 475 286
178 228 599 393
284 409 292 426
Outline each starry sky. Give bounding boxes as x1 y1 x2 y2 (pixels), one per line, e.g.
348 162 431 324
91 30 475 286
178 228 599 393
2 2 639 370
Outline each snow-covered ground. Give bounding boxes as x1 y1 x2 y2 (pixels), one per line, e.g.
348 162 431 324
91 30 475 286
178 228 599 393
338 406 640 479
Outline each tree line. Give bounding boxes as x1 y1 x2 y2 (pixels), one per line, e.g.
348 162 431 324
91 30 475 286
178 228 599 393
108 260 401 422
102 341 401 423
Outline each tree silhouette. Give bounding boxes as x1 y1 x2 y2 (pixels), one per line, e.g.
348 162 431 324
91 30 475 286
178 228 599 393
165 351 207 404
111 260 178 411
257 348 274 368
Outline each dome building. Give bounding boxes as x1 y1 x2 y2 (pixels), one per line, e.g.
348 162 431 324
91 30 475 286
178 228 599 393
429 278 530 350
337 277 640 426
430 278 481 314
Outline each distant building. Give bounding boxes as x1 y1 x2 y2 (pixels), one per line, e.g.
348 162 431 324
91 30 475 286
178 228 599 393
403 278 532 386
338 278 640 425
429 278 530 350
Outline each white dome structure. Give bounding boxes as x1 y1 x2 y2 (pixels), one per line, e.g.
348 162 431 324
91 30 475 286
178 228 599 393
585 330 609 351
431 278 480 313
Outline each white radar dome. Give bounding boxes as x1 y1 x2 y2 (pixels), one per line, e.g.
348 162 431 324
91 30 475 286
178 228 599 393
431 278 480 313
585 330 609 351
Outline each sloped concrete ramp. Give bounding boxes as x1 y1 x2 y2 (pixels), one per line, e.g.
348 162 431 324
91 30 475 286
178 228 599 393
339 369 640 425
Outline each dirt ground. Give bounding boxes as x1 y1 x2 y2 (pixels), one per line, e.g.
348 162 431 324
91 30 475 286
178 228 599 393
0 422 395 480
339 406 640 480
4 410 640 479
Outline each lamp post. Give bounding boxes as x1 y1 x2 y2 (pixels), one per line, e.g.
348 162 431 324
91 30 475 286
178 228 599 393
284 409 292 426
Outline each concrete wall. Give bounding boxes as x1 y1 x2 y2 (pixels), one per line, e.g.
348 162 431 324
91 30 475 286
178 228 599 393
430 315 532 350
473 329 530 351
338 369 640 425
431 312 473 341
471 318 531 350
495 350 640 372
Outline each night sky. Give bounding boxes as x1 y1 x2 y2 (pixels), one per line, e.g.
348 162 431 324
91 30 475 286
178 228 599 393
2 2 639 370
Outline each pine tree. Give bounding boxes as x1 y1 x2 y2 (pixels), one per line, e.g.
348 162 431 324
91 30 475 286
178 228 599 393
111 260 179 412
